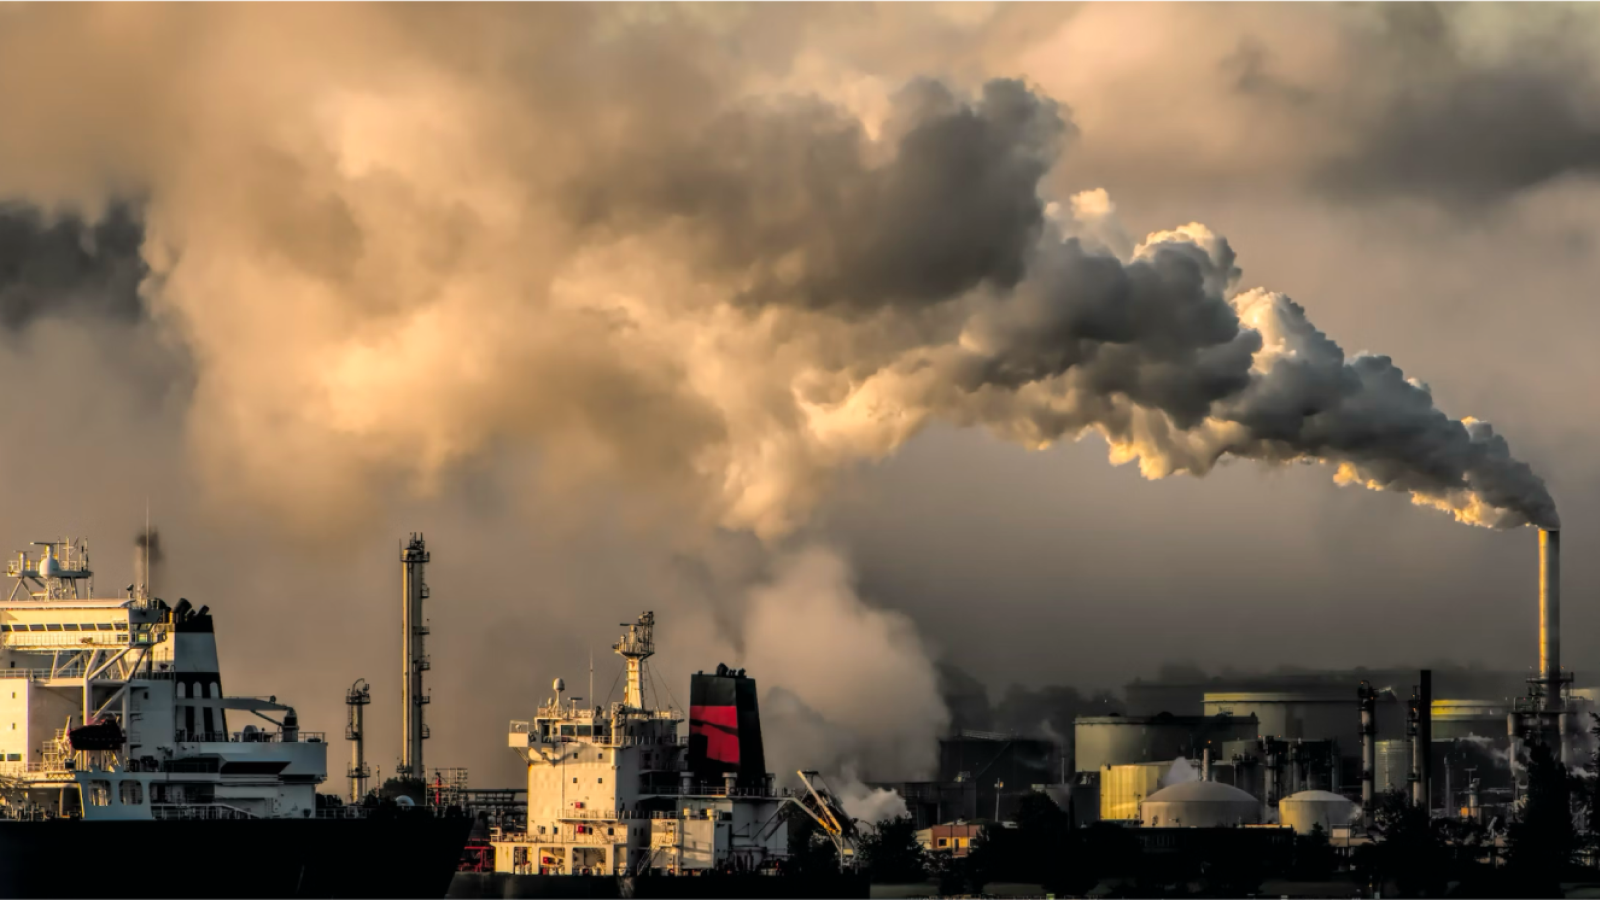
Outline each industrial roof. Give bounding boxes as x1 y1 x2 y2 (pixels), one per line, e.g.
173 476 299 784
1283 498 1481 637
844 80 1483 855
1281 790 1355 804
1144 781 1259 804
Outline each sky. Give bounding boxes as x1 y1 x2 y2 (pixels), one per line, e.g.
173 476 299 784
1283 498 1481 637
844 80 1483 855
0 3 1596 791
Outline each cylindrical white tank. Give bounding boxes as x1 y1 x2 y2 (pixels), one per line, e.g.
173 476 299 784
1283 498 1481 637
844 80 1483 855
1279 790 1359 835
1139 781 1261 828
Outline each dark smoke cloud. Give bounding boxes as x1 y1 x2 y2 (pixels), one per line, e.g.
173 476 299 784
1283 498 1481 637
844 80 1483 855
0 202 145 330
1318 64 1600 206
568 78 1069 312
1286 6 1600 206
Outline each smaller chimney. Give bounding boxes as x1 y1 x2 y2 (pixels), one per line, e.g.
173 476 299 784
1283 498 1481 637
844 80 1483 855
1358 681 1377 824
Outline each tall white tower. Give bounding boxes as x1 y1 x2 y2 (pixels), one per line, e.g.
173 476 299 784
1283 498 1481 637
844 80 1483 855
400 534 431 778
347 678 372 803
612 611 655 709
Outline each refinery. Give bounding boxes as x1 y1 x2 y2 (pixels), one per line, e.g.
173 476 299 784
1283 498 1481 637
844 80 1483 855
0 523 1582 898
3 3 1600 899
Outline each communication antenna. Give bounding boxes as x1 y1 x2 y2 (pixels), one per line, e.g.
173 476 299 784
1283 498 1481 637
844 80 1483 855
143 500 151 600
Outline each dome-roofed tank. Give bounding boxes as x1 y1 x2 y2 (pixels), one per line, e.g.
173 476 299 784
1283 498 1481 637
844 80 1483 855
1140 780 1262 828
1279 790 1359 835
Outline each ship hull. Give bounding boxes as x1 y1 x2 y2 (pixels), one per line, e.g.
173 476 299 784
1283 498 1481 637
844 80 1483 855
446 872 870 899
0 813 473 898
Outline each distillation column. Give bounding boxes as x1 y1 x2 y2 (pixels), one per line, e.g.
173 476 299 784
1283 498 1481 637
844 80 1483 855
347 679 371 803
1358 681 1377 824
400 534 432 778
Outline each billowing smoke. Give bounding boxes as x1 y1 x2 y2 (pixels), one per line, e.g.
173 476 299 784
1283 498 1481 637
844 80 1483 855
675 545 948 781
0 5 1556 539
1160 757 1200 788
0 5 1570 784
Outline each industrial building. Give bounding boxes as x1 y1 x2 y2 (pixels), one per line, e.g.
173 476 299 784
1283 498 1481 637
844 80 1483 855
871 730 1064 828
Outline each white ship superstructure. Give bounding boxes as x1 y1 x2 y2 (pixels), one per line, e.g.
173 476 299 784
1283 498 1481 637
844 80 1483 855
495 612 789 876
0 538 329 821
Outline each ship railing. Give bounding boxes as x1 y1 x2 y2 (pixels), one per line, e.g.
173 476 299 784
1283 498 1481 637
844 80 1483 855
558 808 626 821
0 665 179 682
528 734 681 748
494 830 627 845
3 632 168 650
175 730 327 744
152 803 257 821
0 761 75 776
314 806 372 820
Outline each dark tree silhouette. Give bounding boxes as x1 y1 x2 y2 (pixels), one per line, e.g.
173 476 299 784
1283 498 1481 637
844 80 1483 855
856 815 927 883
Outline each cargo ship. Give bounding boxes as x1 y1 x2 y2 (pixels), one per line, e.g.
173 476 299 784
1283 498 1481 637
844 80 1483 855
454 612 867 898
0 538 470 899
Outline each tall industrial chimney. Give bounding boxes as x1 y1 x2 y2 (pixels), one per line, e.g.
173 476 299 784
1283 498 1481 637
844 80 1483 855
1358 681 1377 824
400 534 432 779
1418 670 1431 812
1539 529 1563 701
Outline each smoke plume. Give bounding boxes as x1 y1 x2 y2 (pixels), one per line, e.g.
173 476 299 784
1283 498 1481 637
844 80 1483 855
0 5 1557 538
0 4 1581 785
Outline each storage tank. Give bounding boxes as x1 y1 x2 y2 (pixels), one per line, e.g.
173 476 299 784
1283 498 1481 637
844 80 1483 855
1139 781 1262 828
1279 790 1359 835
1376 739 1409 793
1100 762 1169 822
1204 689 1404 752
1431 699 1511 743
1075 713 1260 772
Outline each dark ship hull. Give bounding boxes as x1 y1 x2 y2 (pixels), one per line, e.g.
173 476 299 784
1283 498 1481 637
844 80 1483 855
0 812 473 898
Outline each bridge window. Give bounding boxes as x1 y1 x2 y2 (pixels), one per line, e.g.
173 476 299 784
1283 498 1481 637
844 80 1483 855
27 625 42 632
120 781 143 805
63 625 79 632
45 624 61 632
114 623 128 631
97 624 114 631
86 781 111 807
5 754 17 762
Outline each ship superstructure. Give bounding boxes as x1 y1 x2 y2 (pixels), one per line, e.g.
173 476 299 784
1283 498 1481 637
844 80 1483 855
0 538 326 820
496 612 791 876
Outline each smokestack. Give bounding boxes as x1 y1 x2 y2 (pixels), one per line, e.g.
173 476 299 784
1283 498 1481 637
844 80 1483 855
1539 529 1563 702
1358 682 1377 824
1409 670 1432 811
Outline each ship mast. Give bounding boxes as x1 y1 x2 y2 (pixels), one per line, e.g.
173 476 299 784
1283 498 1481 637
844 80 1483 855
612 612 655 710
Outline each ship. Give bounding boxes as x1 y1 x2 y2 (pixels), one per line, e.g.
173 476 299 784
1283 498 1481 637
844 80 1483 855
0 537 471 899
455 612 867 898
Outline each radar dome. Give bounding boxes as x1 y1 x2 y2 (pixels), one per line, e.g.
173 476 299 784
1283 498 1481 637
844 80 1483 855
554 678 566 692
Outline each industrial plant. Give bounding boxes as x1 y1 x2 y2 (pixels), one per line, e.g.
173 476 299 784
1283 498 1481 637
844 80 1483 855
345 525 1596 898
